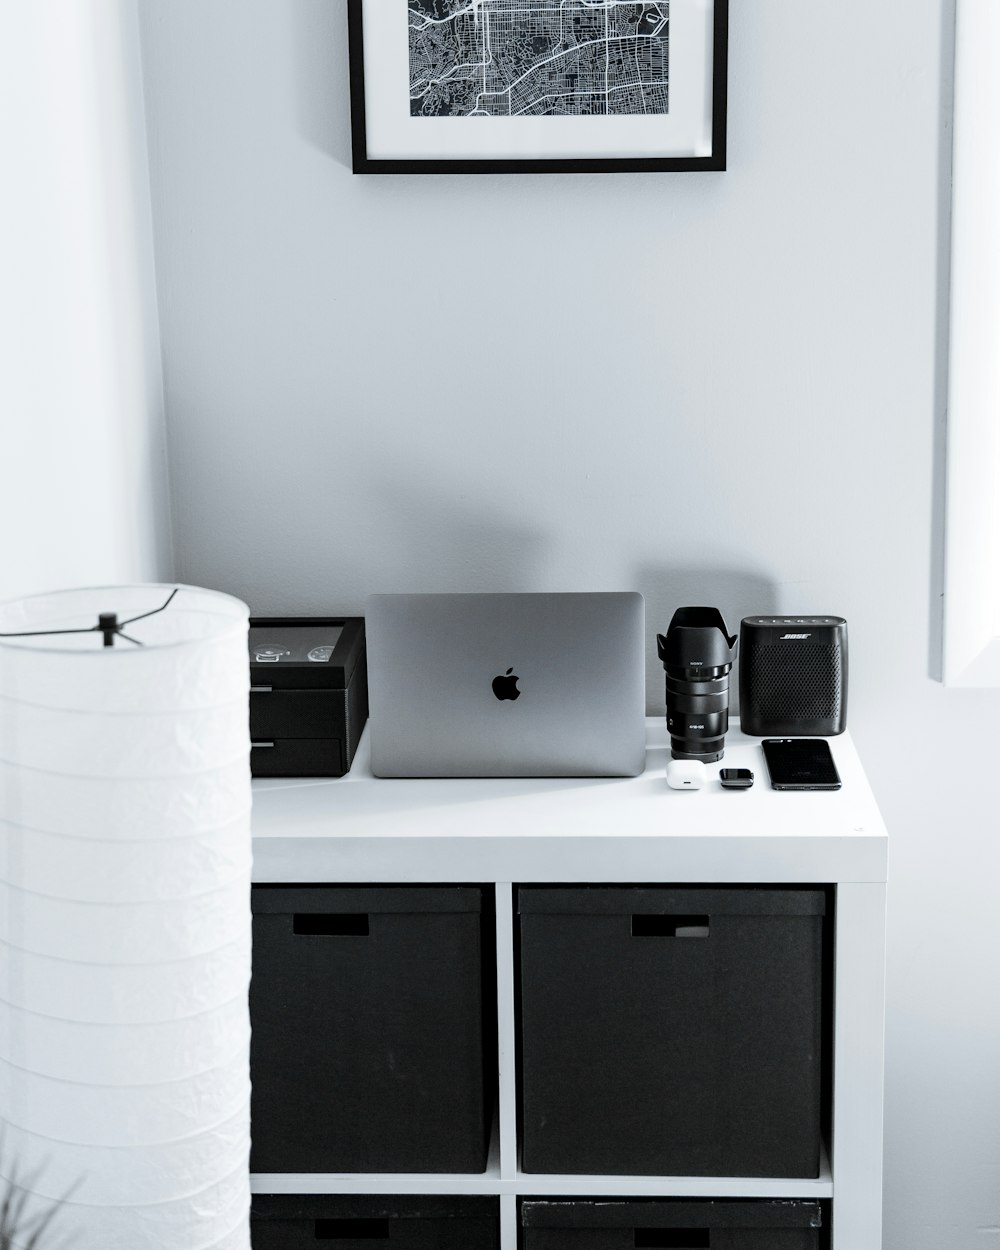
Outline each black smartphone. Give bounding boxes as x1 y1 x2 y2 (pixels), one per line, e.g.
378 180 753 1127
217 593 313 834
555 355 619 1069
761 738 842 791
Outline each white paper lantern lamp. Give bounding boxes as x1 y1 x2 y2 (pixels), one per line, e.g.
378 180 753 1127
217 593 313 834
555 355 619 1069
0 584 252 1250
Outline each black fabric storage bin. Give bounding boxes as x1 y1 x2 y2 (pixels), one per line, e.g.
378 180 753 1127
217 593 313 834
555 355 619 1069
250 886 493 1173
521 1199 822 1250
518 886 826 1177
251 1195 500 1249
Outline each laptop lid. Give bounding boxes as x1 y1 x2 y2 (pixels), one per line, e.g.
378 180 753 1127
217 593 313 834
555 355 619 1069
366 592 646 778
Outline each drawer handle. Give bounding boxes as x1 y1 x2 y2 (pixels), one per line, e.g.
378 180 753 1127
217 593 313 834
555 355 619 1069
293 913 369 937
635 1232 710 1248
315 1218 389 1239
250 741 275 749
631 914 710 938
250 685 273 693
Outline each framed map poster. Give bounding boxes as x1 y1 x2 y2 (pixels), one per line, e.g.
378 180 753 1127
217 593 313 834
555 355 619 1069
348 0 728 173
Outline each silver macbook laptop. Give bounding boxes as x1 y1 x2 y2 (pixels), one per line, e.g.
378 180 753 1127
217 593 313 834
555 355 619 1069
366 592 646 778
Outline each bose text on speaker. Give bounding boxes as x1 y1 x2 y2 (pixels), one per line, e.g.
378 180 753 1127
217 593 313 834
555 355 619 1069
739 616 848 736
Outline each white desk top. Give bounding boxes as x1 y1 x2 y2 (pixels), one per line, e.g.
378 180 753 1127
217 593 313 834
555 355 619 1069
251 720 887 885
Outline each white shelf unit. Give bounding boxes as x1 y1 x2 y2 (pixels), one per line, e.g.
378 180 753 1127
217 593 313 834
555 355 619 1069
251 719 887 1250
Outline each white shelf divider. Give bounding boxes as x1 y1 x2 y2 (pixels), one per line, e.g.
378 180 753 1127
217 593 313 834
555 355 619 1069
495 882 519 1182
830 882 887 1250
249 1159 831 1200
500 1193 518 1250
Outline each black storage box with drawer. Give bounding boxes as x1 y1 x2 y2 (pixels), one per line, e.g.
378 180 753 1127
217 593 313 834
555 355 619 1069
518 886 827 1177
251 1194 500 1249
520 1199 822 1250
249 616 367 777
249 885 494 1174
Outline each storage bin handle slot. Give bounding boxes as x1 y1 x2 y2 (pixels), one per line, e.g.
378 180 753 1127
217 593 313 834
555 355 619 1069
293 913 370 936
314 1217 390 1239
631 914 710 938
634 1231 710 1248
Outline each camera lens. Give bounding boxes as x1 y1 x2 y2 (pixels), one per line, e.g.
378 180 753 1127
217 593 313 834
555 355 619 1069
657 607 738 763
666 710 729 760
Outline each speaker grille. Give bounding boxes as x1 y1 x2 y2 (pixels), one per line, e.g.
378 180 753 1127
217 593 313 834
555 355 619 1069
749 644 843 722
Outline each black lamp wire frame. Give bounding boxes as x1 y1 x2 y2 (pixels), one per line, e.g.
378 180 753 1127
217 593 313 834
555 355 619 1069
0 588 179 648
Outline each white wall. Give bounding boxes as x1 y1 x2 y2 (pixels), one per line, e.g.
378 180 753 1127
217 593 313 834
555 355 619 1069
138 2 1000 1245
0 0 171 602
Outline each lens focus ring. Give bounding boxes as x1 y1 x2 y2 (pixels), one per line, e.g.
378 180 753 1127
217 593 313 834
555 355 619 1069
666 675 730 697
667 690 729 716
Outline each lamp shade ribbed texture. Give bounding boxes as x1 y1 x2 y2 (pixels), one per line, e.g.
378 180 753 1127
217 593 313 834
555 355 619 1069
0 585 251 1250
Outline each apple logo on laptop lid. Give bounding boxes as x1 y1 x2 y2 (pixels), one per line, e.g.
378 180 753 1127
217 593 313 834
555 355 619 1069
492 667 520 701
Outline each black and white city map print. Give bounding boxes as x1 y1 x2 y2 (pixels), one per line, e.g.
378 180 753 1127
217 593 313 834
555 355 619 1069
408 1 669 118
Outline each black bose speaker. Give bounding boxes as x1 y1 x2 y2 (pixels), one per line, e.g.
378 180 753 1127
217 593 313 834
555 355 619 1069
739 616 848 736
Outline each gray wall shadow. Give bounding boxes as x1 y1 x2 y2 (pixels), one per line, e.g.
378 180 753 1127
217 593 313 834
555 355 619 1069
364 471 552 595
290 0 354 169
636 565 780 715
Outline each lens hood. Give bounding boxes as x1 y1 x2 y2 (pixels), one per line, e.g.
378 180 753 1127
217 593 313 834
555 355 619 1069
656 607 738 671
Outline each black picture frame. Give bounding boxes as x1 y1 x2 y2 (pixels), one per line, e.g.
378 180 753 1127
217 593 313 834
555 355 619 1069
349 0 728 174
